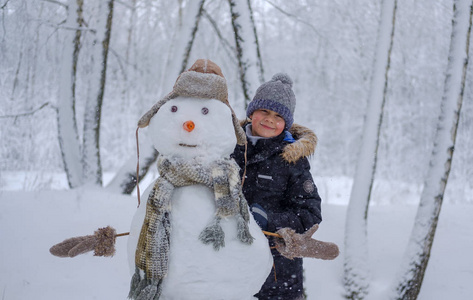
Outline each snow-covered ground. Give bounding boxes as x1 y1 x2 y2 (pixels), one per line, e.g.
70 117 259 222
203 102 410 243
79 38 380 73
1 173 472 300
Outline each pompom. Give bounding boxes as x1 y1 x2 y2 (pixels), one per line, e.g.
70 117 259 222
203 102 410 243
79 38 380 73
271 73 293 87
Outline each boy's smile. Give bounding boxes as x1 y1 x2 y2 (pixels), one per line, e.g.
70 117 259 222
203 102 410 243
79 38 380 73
250 109 286 138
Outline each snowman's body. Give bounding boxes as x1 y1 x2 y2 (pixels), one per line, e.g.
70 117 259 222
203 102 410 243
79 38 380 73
128 97 273 300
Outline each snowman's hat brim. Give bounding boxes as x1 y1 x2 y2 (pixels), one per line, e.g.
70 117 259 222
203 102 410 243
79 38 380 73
138 59 247 146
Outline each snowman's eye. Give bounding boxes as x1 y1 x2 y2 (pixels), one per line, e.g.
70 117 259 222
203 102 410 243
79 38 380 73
171 106 178 112
201 107 209 115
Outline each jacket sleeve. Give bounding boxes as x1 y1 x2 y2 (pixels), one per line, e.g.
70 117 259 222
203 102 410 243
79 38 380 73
266 158 322 234
231 145 246 175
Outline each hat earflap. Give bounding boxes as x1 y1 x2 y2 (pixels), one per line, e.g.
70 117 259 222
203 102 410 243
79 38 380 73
137 92 178 128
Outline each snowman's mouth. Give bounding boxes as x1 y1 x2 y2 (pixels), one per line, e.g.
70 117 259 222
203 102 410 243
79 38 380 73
179 143 197 148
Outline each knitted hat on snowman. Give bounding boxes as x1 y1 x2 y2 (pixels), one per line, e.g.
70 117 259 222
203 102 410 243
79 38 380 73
247 73 296 130
138 59 247 146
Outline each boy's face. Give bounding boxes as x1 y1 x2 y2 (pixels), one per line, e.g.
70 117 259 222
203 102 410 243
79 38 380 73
250 109 286 138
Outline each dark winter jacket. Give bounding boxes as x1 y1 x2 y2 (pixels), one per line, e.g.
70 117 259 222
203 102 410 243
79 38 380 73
232 122 322 300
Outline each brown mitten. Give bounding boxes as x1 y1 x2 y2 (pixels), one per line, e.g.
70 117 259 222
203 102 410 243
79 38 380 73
274 224 339 260
50 226 117 258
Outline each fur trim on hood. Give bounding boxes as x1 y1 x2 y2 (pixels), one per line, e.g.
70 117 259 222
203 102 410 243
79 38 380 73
283 123 317 163
240 119 317 163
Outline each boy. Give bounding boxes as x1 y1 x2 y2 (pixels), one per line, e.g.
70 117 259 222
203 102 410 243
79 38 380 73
232 73 322 300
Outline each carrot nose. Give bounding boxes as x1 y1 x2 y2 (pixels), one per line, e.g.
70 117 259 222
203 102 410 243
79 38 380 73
183 120 195 132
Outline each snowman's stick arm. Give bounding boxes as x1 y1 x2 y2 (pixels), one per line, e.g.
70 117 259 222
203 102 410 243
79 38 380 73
262 230 282 238
50 227 130 258
263 226 340 260
51 227 339 261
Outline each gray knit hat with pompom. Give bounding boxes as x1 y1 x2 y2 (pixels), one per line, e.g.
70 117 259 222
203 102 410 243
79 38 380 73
246 73 296 129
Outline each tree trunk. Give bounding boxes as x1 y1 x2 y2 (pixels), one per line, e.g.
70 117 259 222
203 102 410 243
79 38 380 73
391 1 472 299
29 2 44 101
159 0 205 92
106 136 157 194
57 0 84 188
228 0 264 107
343 1 397 299
82 0 114 186
107 0 204 194
122 0 137 100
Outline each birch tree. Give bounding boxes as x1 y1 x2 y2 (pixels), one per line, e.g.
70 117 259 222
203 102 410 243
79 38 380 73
57 0 84 188
122 0 137 100
81 0 114 185
228 0 264 106
56 0 114 188
391 1 473 299
106 0 205 193
343 1 398 299
161 0 206 88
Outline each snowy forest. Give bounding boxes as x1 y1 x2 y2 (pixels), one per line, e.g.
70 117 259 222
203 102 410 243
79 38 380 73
1 0 473 300
2 0 473 195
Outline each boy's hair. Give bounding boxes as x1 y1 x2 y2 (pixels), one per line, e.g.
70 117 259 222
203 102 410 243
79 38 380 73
247 73 296 129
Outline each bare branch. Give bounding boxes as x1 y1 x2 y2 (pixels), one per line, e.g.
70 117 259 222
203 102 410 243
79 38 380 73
0 0 7 41
41 0 67 9
33 18 96 33
115 0 135 10
1 0 10 9
202 9 237 58
109 47 127 81
264 0 321 35
0 102 53 119
264 0 345 62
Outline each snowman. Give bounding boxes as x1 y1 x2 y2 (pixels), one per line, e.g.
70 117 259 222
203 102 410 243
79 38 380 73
127 59 273 300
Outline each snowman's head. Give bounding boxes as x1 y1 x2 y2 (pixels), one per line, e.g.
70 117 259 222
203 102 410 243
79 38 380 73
147 97 237 161
138 59 246 157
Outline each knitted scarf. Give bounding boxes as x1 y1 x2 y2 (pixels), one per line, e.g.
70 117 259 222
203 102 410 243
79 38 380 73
129 156 254 300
